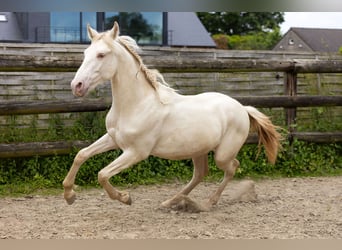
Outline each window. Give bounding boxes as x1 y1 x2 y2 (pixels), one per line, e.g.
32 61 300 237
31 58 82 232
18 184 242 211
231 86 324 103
50 12 80 43
81 12 97 42
0 14 7 22
104 12 163 45
46 12 163 44
50 12 96 43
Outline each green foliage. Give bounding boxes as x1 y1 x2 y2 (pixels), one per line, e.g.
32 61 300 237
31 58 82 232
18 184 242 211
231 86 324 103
71 111 107 140
296 107 342 132
197 12 285 35
0 111 108 144
0 110 341 196
237 141 342 178
212 29 282 50
0 140 341 196
212 34 229 49
199 12 284 50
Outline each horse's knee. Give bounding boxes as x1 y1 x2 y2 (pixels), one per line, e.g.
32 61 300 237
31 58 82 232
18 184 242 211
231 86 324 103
62 179 72 189
98 169 108 186
227 159 240 176
215 156 239 177
73 148 88 165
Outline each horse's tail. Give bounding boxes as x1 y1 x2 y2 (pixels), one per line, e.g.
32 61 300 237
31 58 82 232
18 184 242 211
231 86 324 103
245 106 282 164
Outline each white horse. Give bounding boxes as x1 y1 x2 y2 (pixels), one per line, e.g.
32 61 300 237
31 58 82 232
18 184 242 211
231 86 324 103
63 22 281 210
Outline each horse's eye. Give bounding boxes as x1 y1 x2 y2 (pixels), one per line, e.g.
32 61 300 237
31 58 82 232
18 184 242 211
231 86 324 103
97 53 105 59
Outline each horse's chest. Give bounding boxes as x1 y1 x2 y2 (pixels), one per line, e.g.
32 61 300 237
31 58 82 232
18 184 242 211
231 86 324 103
105 115 145 149
106 124 137 149
105 106 164 149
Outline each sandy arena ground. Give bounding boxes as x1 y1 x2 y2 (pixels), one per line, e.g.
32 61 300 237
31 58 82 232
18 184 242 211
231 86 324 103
0 176 341 239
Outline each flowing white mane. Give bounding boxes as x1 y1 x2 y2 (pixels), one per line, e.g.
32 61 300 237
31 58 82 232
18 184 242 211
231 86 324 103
117 35 175 104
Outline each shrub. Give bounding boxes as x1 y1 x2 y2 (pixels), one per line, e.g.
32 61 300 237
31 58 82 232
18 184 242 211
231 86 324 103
212 29 282 50
0 109 341 195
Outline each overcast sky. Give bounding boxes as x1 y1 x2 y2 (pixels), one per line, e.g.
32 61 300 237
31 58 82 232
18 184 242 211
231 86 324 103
280 12 342 34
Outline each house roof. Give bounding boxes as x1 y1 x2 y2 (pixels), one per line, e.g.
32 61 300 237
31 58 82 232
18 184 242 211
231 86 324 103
167 12 216 47
289 27 342 52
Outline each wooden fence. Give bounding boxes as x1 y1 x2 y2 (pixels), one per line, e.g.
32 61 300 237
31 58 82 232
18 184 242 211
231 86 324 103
0 43 341 158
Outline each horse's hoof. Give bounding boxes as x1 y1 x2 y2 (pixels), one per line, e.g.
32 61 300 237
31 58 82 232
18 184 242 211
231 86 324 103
121 192 132 205
160 200 172 208
64 190 76 205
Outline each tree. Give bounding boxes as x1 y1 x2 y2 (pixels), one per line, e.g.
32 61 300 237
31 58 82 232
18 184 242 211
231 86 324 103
197 12 285 35
197 12 284 50
105 12 154 42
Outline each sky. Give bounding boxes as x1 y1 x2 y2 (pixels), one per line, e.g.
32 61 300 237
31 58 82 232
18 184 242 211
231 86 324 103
280 12 342 34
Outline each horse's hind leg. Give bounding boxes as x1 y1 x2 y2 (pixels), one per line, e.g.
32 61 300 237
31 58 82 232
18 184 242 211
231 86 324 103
205 132 246 208
207 158 239 207
161 154 209 208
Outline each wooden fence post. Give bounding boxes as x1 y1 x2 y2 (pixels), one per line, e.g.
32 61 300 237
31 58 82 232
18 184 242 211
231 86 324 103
285 71 297 143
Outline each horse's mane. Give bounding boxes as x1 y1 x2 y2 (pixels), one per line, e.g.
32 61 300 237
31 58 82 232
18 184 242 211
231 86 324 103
116 36 175 104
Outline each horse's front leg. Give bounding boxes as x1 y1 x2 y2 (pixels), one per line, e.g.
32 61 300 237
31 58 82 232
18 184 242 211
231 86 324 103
63 133 118 205
97 149 147 205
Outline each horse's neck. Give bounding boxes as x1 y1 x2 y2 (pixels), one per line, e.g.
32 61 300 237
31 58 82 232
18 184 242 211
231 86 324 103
110 59 156 113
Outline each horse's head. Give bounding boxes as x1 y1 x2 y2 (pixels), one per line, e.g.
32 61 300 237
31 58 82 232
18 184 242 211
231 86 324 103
71 22 120 97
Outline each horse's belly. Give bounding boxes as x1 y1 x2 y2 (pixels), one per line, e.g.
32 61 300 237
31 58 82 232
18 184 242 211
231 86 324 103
151 119 222 160
152 138 218 160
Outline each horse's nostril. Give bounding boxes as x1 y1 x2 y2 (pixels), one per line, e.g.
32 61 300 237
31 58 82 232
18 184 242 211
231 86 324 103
76 82 83 90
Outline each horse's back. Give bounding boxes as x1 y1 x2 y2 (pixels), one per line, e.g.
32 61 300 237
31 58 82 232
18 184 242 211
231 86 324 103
151 92 250 160
170 92 247 125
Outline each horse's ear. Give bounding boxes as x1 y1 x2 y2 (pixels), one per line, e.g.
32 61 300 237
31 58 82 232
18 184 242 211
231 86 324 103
87 24 98 41
110 21 120 40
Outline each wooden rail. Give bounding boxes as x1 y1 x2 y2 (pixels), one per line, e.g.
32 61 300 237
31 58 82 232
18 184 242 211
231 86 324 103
0 99 110 115
1 132 341 158
0 48 341 158
0 96 341 115
0 95 341 158
1 54 342 73
0 141 91 158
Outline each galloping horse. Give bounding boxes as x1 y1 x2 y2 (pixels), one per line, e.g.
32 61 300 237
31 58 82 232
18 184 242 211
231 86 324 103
63 22 281 210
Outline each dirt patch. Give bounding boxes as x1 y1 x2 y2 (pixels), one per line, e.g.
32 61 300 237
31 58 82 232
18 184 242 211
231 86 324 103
0 176 341 239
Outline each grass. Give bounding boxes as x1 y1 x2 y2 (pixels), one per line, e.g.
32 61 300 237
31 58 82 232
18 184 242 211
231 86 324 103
0 109 341 197
1 141 341 198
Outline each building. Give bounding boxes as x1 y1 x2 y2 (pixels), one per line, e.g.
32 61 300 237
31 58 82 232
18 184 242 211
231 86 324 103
0 12 23 41
0 12 215 47
273 27 342 52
